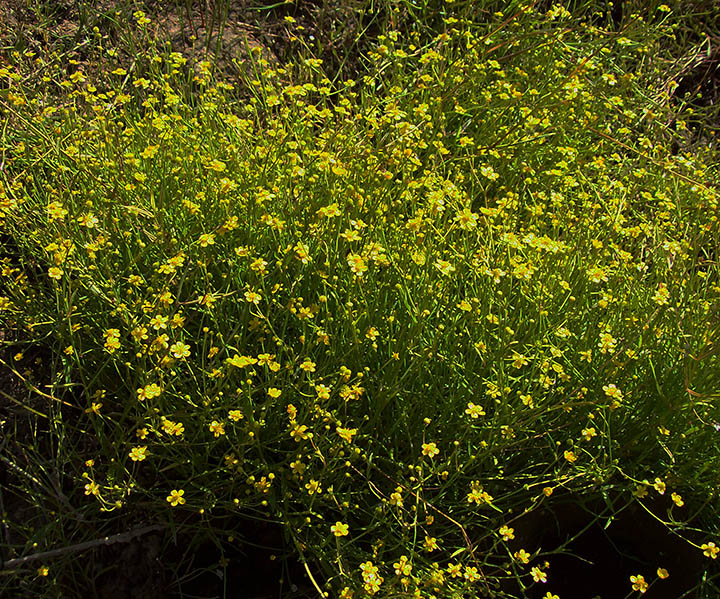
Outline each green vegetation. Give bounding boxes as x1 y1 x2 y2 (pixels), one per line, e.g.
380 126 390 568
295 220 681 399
1 1 719 597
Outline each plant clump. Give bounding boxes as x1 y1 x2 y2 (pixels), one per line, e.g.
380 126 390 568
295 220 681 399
1 2 719 598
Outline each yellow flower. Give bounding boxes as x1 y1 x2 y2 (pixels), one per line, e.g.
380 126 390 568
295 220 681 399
162 418 184 436
630 574 648 593
84 481 99 496
140 145 158 159
564 450 577 463
480 164 499 180
652 283 670 306
653 478 666 495
228 409 244 422
598 332 617 354
702 542 719 559
299 359 316 372
602 384 623 400
258 354 281 371
305 479 321 495
129 446 147 462
137 383 162 401
84 402 103 415
317 202 341 218
250 257 267 273
339 384 364 401
336 426 357 443
331 522 349 537
48 266 63 280
209 420 225 437
457 299 472 311
586 265 608 283
290 424 311 442
244 290 261 304
37 565 49 577
520 393 534 407
226 354 258 368
150 315 168 330
134 10 151 26
531 566 547 583
315 384 331 400
394 555 412 576
47 201 68 220
514 549 530 564
365 326 379 341
671 492 684 507
341 228 361 242
465 402 486 418
360 561 379 581
454 208 479 230
424 536 438 551
499 525 515 541
389 487 403 507
657 567 669 579
422 442 439 458
103 329 121 353
297 305 314 320
77 213 99 228
511 352 529 368
267 387 282 398
434 259 455 276
208 159 226 172
468 483 493 506
169 341 191 359
634 484 649 498
581 427 597 441
131 326 149 342
347 253 368 276
331 164 347 177
167 489 186 506
294 241 311 264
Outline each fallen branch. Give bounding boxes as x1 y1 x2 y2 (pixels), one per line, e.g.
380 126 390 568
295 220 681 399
1 524 165 570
